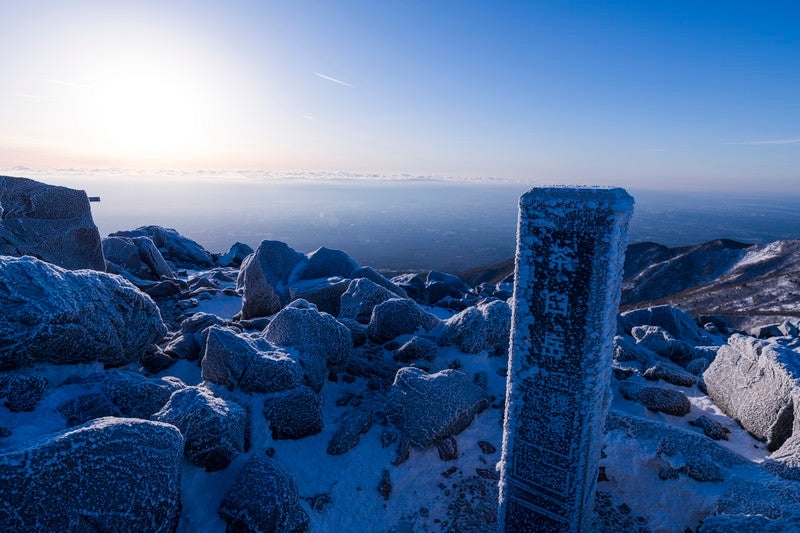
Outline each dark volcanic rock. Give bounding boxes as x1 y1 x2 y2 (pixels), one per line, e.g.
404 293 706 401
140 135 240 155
0 417 182 532
0 256 166 370
366 298 440 344
219 455 309 533
0 175 105 271
152 386 247 471
386 367 489 449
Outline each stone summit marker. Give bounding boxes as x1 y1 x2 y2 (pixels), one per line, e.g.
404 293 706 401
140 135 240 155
498 187 633 532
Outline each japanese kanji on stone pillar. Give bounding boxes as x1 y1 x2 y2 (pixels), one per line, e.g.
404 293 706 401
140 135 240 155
498 187 634 532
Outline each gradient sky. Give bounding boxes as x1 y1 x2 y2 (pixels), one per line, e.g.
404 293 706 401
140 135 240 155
0 1 798 189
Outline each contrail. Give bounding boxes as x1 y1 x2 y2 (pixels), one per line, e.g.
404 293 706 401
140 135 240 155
313 72 355 88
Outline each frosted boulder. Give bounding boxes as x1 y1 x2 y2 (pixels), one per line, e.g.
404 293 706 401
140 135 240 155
164 312 227 361
632 325 694 365
103 235 175 282
215 241 253 267
218 456 310 532
265 300 352 390
291 246 358 281
110 225 213 268
426 270 469 304
339 277 399 323
287 277 350 316
704 334 800 451
0 417 183 531
58 370 185 426
0 175 105 271
0 256 167 370
152 386 247 471
351 265 408 297
263 386 323 440
0 374 48 412
621 305 710 345
237 240 305 318
366 298 440 344
438 299 511 355
390 272 427 302
201 326 302 394
386 367 489 449
618 383 692 416
394 336 438 363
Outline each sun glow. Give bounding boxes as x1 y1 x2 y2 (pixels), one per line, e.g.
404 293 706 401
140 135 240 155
74 49 228 161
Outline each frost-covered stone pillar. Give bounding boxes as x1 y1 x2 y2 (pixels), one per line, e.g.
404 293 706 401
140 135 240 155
498 187 633 532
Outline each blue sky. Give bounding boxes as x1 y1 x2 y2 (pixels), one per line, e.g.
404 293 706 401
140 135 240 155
0 1 798 190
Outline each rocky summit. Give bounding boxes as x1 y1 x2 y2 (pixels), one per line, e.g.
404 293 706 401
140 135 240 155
4 177 800 532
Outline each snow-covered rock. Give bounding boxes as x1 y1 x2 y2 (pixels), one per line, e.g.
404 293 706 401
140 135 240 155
237 240 305 318
632 325 694 366
287 277 350 316
0 374 48 412
103 235 174 281
0 175 105 271
215 241 254 267
386 367 489 449
327 404 375 455
390 273 427 302
152 386 247 471
351 265 407 298
218 455 310 532
0 417 183 531
201 326 302 394
110 225 213 268
164 312 227 361
426 270 469 304
704 334 800 451
394 336 438 363
618 383 692 416
366 298 440 344
263 386 323 440
57 370 185 426
264 300 352 390
621 305 711 345
438 299 511 355
339 277 399 324
0 256 166 370
291 246 358 281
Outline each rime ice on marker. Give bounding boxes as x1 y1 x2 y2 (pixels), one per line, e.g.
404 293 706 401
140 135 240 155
498 186 633 532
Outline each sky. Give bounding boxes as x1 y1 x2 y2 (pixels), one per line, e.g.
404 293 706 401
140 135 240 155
0 0 798 190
